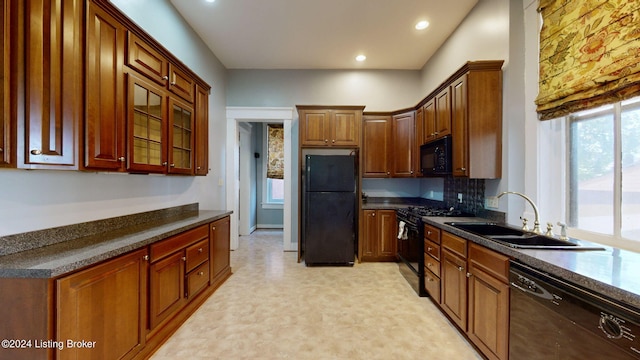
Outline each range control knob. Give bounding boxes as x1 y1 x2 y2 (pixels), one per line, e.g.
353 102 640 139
600 314 623 339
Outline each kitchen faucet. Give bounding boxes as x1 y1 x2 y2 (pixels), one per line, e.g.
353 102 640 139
497 191 542 234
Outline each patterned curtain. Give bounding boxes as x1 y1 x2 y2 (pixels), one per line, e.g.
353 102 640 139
267 124 284 179
536 0 640 120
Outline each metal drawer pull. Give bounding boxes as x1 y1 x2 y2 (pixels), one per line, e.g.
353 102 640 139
198 248 203 253
182 256 186 262
198 271 204 276
457 266 464 272
30 149 42 155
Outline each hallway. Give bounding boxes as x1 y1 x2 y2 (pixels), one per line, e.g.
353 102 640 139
151 230 481 359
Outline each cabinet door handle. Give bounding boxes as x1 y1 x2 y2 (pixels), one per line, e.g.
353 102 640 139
332 139 335 143
198 271 204 276
0 147 3 152
457 266 464 272
427 262 433 267
427 230 432 235
170 81 176 86
162 75 169 81
386 171 390 175
410 170 414 174
466 272 473 278
162 161 168 166
427 247 433 251
324 139 328 143
170 163 175 167
457 167 466 171
118 156 125 162
182 256 186 262
30 149 42 155
143 255 149 261
212 226 216 231
197 166 202 170
198 248 203 253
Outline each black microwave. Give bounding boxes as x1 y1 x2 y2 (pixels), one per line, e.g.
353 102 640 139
420 136 452 176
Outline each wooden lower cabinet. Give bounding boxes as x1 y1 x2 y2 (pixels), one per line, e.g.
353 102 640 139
360 209 397 262
211 216 231 284
437 231 510 360
467 242 510 360
149 251 186 330
0 216 231 360
423 224 441 302
57 248 148 360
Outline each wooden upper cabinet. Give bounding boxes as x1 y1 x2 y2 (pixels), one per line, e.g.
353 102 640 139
84 1 127 171
391 110 415 177
127 32 195 103
362 114 391 177
126 73 167 173
167 96 194 175
127 32 169 87
434 86 452 138
57 248 148 360
451 61 503 179
297 106 363 147
422 87 452 143
168 64 195 103
194 85 209 175
1 0 15 167
21 0 82 169
299 109 330 146
331 109 360 146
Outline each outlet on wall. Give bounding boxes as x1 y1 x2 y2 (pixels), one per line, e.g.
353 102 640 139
485 196 499 209
457 193 463 203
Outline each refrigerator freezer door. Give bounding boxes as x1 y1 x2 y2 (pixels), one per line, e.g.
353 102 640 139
305 155 355 192
304 191 355 265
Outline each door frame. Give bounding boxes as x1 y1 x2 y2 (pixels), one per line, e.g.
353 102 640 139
226 107 295 251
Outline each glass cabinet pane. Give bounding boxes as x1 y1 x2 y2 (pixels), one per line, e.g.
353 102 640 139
131 82 164 169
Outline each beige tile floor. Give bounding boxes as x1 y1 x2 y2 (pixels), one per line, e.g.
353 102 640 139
151 229 482 359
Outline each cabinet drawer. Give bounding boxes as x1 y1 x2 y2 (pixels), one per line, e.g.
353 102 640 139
469 242 510 283
150 224 209 262
424 255 441 278
424 224 441 244
186 238 209 273
442 231 467 258
186 261 209 299
424 239 440 261
424 268 441 303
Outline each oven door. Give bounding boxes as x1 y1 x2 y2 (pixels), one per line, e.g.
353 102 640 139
396 218 425 296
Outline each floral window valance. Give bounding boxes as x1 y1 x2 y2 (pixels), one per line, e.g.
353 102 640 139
536 0 640 120
267 124 284 179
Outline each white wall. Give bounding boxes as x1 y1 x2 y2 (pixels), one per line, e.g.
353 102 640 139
0 0 228 236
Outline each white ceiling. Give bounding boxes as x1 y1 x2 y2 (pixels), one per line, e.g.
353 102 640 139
169 0 478 70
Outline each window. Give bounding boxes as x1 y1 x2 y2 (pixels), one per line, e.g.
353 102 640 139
262 123 284 208
568 96 640 241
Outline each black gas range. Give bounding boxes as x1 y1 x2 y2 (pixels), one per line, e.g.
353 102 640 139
396 206 473 296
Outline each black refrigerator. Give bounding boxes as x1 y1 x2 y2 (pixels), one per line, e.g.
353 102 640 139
302 155 356 266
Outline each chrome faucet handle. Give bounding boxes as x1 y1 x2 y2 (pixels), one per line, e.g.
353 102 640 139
520 216 529 231
545 222 554 237
557 222 568 240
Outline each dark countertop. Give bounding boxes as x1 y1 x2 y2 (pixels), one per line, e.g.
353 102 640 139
361 197 440 210
0 209 232 279
424 217 640 309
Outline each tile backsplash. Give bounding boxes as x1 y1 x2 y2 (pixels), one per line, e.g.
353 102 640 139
444 177 485 214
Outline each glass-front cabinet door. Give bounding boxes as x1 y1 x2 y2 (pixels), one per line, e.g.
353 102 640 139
168 98 194 174
127 74 167 173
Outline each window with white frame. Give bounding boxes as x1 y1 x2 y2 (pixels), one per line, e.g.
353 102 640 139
262 123 284 208
568 96 640 241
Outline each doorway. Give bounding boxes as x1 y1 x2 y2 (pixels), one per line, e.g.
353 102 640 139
226 107 295 252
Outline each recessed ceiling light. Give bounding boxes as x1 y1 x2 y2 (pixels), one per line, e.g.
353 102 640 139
205 0 215 3
415 20 429 30
355 55 366 62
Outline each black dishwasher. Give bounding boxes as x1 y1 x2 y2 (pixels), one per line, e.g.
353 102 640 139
510 262 640 359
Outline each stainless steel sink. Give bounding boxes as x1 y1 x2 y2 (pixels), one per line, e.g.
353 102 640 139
445 222 605 250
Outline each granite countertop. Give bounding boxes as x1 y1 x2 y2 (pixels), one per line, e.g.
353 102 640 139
424 217 640 309
0 209 232 279
361 197 438 210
